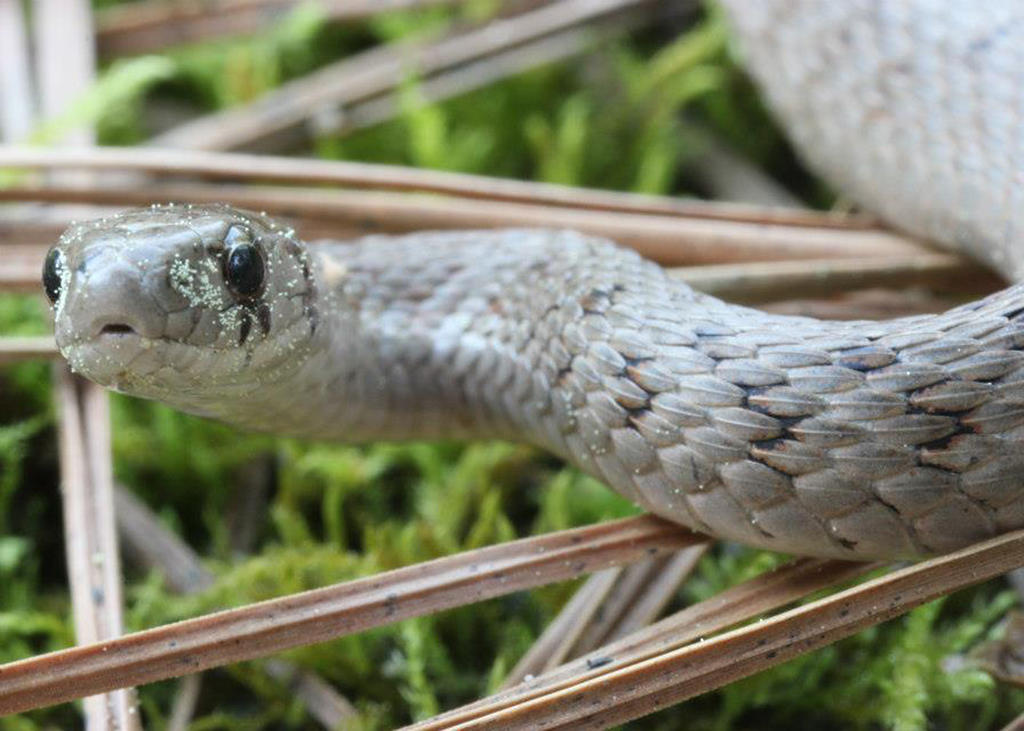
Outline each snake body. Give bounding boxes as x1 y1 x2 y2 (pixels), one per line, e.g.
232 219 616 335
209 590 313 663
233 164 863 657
48 2 1024 560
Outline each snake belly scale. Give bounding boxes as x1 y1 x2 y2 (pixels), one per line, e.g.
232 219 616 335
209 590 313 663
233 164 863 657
46 1 1024 560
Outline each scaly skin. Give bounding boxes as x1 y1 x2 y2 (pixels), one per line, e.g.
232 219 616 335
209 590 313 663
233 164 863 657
50 206 1024 559
719 0 1024 277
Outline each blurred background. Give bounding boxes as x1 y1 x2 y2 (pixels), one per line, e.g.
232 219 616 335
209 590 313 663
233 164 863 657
0 1 1020 729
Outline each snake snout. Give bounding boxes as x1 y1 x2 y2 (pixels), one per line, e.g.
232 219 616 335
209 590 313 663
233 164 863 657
59 257 166 344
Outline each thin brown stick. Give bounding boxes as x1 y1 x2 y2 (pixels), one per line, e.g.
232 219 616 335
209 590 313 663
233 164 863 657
262 659 361 727
414 557 870 729
0 146 865 226
147 0 655 151
672 253 1002 301
0 0 33 142
225 456 275 557
432 532 1024 729
501 568 622 688
0 204 118 246
411 556 868 724
0 515 701 714
96 0 462 57
525 545 704 679
687 128 804 208
322 26 619 140
0 244 48 293
33 0 96 150
54 367 138 728
0 337 58 363
569 555 666 656
28 4 121 720
762 289 967 321
167 674 202 731
115 486 359 728
113 488 214 596
0 183 932 266
602 544 706 643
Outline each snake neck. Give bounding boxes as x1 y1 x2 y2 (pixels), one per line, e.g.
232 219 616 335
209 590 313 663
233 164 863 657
270 229 672 444
221 226 1024 559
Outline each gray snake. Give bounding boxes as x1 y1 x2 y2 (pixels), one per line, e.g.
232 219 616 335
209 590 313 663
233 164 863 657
46 1 1024 560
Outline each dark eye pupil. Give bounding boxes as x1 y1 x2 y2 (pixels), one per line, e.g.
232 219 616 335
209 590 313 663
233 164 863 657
42 248 64 304
225 243 264 297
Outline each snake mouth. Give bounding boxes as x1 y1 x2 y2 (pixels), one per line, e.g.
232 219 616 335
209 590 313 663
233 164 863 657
92 322 146 352
99 323 137 336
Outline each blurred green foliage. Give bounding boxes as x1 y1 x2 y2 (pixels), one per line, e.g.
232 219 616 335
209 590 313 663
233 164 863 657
0 1 1020 729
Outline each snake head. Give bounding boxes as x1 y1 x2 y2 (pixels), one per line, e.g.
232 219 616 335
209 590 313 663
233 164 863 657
46 204 319 415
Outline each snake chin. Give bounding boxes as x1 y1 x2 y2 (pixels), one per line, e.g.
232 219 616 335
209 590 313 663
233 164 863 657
61 334 161 393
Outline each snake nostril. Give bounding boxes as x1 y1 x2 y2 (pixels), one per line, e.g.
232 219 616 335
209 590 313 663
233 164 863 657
99 323 137 336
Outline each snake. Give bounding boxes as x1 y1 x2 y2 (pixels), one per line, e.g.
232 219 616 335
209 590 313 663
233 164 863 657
44 1 1024 560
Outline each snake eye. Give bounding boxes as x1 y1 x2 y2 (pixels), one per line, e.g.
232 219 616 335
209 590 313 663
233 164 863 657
42 248 65 305
223 227 265 298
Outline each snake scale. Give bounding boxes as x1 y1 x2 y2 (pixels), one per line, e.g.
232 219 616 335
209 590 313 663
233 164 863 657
46 1 1024 560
